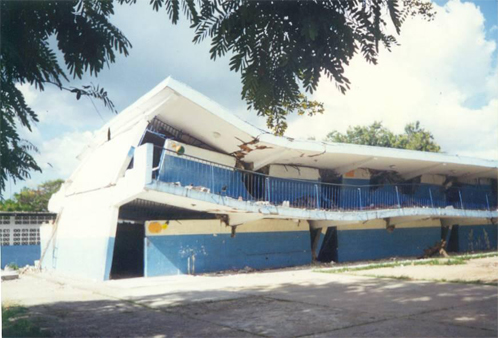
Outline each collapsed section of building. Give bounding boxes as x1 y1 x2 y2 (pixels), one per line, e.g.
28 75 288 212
41 78 498 280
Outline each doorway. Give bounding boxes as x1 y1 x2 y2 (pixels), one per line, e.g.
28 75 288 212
317 227 338 263
110 222 144 279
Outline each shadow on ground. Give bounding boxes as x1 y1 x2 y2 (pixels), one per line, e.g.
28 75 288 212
3 273 498 337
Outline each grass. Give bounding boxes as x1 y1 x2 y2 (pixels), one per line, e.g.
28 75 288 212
320 258 466 274
5 263 19 271
455 251 498 261
317 251 498 274
2 304 50 337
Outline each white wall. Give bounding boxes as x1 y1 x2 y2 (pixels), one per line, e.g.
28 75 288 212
64 121 146 196
45 121 152 280
0 214 50 246
164 139 236 167
269 164 320 180
43 189 119 280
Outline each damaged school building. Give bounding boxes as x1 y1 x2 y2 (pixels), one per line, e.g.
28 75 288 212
40 78 497 281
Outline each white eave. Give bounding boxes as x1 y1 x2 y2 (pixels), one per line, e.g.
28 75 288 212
85 77 498 180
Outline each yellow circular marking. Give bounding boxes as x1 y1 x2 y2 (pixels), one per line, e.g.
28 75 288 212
162 222 168 230
148 222 162 234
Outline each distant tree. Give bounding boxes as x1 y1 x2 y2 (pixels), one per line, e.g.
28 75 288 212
0 180 64 212
395 121 441 152
325 121 441 152
326 121 396 148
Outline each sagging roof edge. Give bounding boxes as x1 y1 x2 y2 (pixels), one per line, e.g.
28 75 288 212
83 77 498 170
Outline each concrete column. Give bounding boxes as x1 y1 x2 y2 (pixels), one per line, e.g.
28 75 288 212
134 143 154 185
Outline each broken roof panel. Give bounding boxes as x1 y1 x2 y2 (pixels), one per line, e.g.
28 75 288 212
78 77 498 184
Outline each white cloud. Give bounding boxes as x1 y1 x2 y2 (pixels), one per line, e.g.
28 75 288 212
17 83 113 130
36 131 95 178
7 130 95 195
286 0 498 160
9 85 99 196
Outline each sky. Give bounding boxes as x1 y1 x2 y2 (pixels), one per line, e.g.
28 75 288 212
6 0 498 198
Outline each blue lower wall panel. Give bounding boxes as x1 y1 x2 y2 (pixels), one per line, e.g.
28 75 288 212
1 245 41 268
104 237 116 281
336 227 441 262
145 231 311 277
456 225 497 252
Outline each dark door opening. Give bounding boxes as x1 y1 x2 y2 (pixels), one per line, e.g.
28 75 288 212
317 227 338 263
110 222 144 279
446 225 460 253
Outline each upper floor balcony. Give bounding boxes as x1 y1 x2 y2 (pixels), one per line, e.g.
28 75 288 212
151 147 497 214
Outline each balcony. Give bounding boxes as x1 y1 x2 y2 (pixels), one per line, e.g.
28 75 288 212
151 148 497 213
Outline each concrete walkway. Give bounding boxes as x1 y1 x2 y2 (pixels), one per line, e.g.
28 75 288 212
2 269 497 337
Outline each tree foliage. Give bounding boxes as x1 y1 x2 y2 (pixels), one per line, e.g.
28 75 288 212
1 0 435 192
325 121 441 152
0 179 64 212
1 1 131 194
123 0 434 134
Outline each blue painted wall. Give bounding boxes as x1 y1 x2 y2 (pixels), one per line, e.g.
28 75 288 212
145 224 497 277
268 177 319 207
1 245 40 268
145 231 311 277
330 179 447 210
344 183 444 210
455 224 497 252
158 155 496 211
459 185 495 210
159 155 253 199
335 227 441 262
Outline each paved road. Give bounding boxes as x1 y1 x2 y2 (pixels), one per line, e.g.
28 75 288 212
2 269 497 337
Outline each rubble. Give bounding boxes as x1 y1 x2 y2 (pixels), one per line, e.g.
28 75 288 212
1 269 19 281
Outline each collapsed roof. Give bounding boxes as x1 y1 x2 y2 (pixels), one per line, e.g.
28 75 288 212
73 77 497 191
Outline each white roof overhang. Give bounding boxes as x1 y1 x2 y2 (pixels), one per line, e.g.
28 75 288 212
91 77 498 180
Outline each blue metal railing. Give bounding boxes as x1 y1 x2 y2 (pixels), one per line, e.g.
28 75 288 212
153 147 497 212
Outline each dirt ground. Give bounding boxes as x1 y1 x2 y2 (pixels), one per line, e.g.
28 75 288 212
350 257 498 283
2 257 497 337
